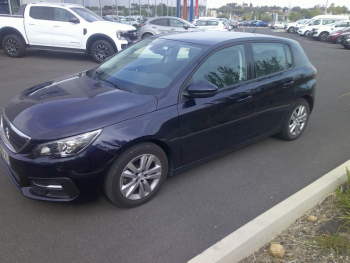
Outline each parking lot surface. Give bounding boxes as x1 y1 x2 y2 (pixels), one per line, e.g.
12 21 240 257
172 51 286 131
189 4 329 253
1 30 350 263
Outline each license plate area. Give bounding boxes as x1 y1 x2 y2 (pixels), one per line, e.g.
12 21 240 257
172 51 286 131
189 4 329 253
0 143 10 166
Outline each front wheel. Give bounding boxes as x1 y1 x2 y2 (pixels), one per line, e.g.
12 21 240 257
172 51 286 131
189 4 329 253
279 98 310 141
2 34 26 58
273 26 277 29
305 30 310 37
335 37 341 44
288 27 294 33
91 40 115 63
103 142 168 207
141 33 153 39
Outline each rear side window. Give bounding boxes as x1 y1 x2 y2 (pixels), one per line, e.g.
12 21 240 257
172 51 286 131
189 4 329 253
30 6 53 20
192 44 246 89
322 20 336 25
150 19 168 26
196 21 207 26
170 19 184 27
252 43 291 78
207 21 219 26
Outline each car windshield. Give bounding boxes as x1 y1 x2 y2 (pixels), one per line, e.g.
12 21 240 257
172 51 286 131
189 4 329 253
71 8 103 22
89 39 206 95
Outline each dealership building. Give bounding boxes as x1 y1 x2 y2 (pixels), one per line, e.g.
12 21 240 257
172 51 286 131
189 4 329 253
0 0 207 22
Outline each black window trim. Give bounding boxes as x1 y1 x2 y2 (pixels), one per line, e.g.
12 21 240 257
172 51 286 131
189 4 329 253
150 18 169 26
178 42 251 102
249 41 295 81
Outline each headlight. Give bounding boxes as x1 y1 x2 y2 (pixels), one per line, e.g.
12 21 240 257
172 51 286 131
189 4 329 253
32 129 102 157
117 31 126 40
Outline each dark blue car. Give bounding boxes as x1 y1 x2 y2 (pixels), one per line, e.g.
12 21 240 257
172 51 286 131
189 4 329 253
0 32 317 207
253 21 268 27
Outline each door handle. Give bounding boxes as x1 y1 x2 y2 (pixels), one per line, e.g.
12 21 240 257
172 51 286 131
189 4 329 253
28 23 35 25
283 81 295 88
237 95 252 103
53 25 60 27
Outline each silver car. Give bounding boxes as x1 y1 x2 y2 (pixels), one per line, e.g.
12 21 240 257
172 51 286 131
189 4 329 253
139 16 204 39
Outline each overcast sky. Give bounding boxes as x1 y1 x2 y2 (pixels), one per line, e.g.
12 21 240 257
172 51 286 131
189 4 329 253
207 0 350 9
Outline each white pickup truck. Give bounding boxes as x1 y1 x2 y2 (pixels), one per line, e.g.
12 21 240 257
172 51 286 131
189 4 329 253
0 2 138 62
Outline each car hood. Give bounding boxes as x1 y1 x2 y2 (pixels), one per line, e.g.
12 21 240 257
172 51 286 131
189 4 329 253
4 73 157 140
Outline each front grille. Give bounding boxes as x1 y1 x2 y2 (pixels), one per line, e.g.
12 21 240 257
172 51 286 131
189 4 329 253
122 30 138 41
1 113 30 153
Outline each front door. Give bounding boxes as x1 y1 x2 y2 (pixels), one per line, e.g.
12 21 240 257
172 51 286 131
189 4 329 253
178 44 255 165
51 7 82 48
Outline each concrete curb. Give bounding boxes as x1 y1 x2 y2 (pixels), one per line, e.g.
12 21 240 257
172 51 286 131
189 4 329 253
188 160 350 263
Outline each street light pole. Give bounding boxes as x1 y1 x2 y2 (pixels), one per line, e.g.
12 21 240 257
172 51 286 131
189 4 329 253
324 0 329 14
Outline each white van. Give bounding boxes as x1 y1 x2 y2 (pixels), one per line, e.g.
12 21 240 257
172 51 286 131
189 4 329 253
297 15 349 36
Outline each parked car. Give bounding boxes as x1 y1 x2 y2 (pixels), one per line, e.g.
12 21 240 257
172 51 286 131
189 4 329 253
194 19 230 31
0 3 138 62
240 21 250 26
271 21 286 29
311 20 350 41
297 15 348 36
328 27 350 43
0 32 316 207
284 19 310 33
138 16 203 39
341 32 350 49
253 21 268 27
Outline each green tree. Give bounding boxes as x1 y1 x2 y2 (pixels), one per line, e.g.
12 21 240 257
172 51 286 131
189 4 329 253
310 9 323 17
288 11 303 21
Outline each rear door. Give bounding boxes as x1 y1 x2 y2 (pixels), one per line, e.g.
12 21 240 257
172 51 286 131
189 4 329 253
25 6 53 45
250 42 296 137
149 18 170 34
51 7 82 48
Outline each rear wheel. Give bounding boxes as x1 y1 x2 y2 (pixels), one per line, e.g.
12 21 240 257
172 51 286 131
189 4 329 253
2 34 26 58
288 27 294 33
305 30 310 37
318 32 329 41
279 98 310 141
91 40 115 63
273 26 277 29
103 142 168 207
141 33 153 39
335 37 341 44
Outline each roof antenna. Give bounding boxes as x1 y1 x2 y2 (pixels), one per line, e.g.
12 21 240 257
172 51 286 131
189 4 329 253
252 25 258 33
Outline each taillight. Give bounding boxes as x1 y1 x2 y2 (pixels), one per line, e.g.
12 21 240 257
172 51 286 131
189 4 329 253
139 23 142 27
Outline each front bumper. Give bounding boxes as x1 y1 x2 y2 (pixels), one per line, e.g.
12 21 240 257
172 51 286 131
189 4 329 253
0 135 116 202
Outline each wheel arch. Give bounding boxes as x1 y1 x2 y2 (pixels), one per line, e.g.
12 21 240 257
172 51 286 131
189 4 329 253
86 34 117 54
113 137 175 177
0 27 27 49
141 32 153 39
301 95 314 113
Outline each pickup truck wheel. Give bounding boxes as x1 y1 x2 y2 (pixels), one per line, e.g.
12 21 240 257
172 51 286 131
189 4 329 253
91 40 115 63
2 35 26 58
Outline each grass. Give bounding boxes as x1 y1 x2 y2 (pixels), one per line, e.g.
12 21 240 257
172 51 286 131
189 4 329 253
306 167 350 258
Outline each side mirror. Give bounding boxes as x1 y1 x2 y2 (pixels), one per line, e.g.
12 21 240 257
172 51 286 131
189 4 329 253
183 24 189 30
69 17 80 23
187 81 218 98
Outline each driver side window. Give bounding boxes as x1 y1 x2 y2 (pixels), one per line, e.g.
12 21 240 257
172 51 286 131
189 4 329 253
192 45 246 89
170 19 184 27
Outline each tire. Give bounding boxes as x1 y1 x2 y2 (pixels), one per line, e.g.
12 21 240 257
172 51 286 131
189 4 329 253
318 32 329 42
2 34 26 58
273 26 277 29
279 98 310 141
304 31 310 37
335 37 341 44
103 142 168 208
91 40 115 63
288 27 294 33
345 45 350 50
141 33 153 39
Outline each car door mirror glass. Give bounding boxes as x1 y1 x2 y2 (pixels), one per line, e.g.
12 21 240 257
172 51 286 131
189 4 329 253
187 81 218 98
69 17 80 23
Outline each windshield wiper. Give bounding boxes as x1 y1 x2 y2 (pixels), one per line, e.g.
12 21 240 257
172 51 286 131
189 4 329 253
94 69 131 92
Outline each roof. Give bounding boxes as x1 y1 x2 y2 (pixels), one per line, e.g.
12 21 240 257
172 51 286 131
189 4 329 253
29 2 83 8
158 31 288 46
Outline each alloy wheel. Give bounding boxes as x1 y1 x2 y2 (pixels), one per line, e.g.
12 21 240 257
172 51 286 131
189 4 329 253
289 105 308 136
5 38 19 55
120 154 162 200
94 44 109 61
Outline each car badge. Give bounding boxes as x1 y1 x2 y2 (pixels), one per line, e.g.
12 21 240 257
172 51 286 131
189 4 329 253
5 127 10 141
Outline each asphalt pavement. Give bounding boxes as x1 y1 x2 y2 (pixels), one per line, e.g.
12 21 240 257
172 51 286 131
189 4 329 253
0 29 350 263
